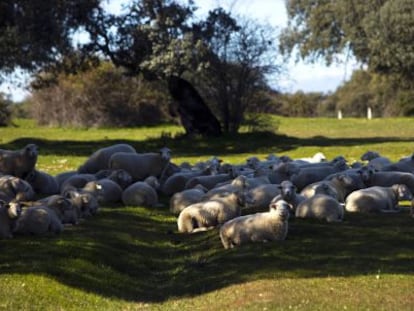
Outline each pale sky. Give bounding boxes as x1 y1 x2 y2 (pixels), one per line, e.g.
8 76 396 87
1 0 358 101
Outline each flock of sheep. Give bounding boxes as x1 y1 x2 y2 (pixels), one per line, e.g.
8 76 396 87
1 143 414 249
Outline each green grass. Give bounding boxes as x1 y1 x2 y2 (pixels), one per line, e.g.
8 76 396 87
1 117 414 310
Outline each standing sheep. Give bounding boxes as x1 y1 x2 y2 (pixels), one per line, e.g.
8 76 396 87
0 200 22 239
77 143 136 174
109 147 171 182
345 184 412 213
219 199 290 249
177 190 253 233
295 194 344 222
0 143 38 179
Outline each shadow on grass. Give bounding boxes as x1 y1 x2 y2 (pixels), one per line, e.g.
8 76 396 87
1 206 413 303
1 132 414 158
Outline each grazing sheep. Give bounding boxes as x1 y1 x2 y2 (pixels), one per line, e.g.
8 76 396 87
122 176 160 207
271 180 305 214
0 175 36 202
83 179 123 205
0 200 22 239
177 190 253 233
77 143 136 174
169 184 208 215
109 147 171 182
13 206 63 235
295 194 344 222
0 143 38 179
219 199 290 249
345 184 412 213
25 169 60 195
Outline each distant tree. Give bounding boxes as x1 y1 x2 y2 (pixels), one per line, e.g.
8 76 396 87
0 92 12 126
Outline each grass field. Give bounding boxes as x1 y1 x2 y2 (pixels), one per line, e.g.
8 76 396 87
1 117 414 310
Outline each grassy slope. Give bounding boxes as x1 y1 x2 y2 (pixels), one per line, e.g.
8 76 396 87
1 117 414 310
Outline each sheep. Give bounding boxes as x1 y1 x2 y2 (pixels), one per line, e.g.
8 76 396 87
245 184 281 212
345 184 412 213
64 190 99 218
363 169 414 195
295 194 344 222
360 151 392 170
0 175 36 202
60 173 97 194
34 194 79 225
83 179 123 205
271 180 306 214
54 170 78 190
77 143 136 174
109 147 171 182
295 152 327 164
177 190 253 233
300 181 339 200
267 162 300 184
0 200 22 239
184 172 236 190
25 169 60 195
204 175 250 198
13 206 64 235
160 163 218 196
169 184 208 215
121 176 160 207
0 143 38 179
219 199 290 249
290 158 349 191
95 169 133 190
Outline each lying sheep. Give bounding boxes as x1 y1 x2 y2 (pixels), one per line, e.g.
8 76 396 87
381 154 414 173
83 179 123 206
246 184 281 212
77 143 136 174
65 190 99 218
219 199 290 249
345 184 412 213
169 184 208 215
13 206 63 235
109 147 171 182
0 200 21 239
363 169 414 195
300 181 339 200
360 151 392 170
122 176 160 207
25 169 59 195
0 175 36 202
177 190 253 233
271 180 305 214
54 170 78 190
184 172 235 190
60 173 97 194
34 194 79 225
295 194 344 222
95 169 133 190
0 143 38 179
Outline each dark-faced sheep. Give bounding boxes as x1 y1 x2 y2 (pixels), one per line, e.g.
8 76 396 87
219 199 290 249
0 144 38 179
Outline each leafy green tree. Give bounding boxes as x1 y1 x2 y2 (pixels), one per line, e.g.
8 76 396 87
280 0 414 81
0 0 101 75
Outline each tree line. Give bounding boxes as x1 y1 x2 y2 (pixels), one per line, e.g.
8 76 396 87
1 0 413 129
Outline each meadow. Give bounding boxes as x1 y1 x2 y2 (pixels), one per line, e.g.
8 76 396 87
0 117 414 310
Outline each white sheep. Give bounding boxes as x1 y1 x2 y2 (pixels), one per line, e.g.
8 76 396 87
0 200 22 239
219 199 290 249
121 176 160 207
0 175 36 202
13 206 64 235
296 152 327 164
109 147 171 182
0 143 38 179
177 190 253 233
345 184 412 213
271 180 306 214
363 169 414 195
169 184 208 215
83 179 123 206
77 143 136 174
25 169 60 195
295 194 344 222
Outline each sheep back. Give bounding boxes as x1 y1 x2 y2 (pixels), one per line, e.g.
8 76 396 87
295 194 344 222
